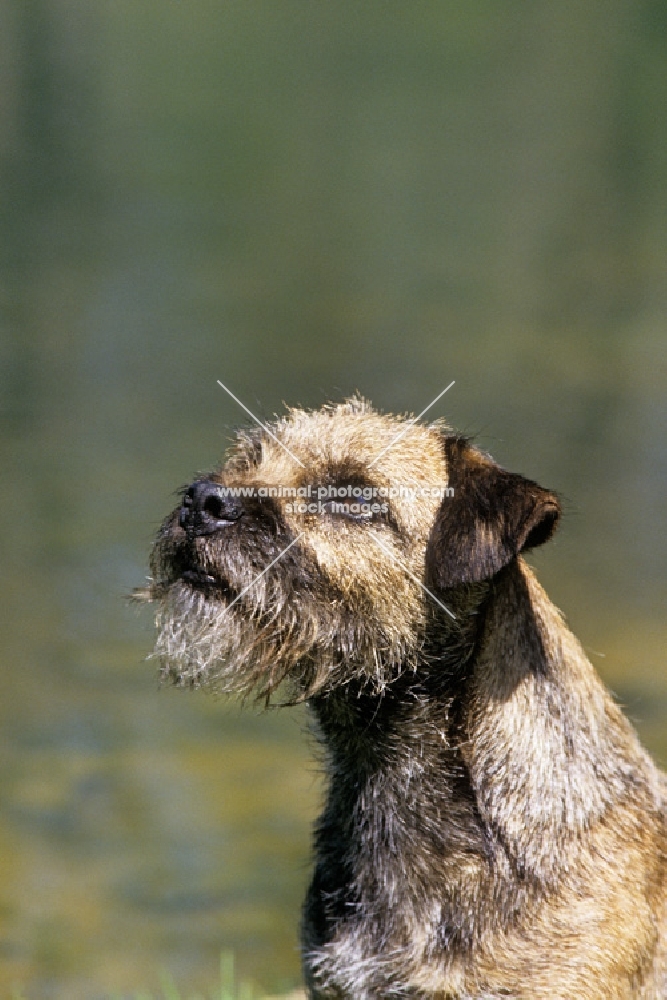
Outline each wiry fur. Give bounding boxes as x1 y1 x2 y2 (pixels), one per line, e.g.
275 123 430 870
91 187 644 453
147 399 443 701
141 399 667 998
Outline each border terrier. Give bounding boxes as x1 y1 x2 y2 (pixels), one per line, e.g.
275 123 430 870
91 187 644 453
141 398 666 999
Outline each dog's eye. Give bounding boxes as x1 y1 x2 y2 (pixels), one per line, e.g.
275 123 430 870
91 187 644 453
320 499 377 522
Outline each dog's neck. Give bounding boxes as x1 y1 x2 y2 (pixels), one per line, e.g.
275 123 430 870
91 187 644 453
309 559 653 919
461 558 655 877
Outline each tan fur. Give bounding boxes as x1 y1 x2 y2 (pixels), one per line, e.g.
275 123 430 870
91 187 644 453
142 399 667 999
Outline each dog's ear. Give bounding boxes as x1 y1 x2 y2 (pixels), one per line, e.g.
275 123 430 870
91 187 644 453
426 437 561 588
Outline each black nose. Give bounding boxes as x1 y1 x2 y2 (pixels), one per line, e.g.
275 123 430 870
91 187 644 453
179 480 244 536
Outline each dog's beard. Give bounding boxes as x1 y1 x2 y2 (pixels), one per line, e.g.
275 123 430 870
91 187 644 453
152 579 424 702
153 579 310 699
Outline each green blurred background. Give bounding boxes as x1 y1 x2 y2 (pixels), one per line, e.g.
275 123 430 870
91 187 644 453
1 1 666 996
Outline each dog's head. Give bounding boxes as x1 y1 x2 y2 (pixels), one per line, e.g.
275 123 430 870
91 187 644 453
141 399 559 700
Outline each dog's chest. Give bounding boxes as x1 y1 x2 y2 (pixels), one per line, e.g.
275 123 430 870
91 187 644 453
304 727 510 998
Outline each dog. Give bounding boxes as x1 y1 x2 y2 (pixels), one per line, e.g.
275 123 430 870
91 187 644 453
141 398 667 998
